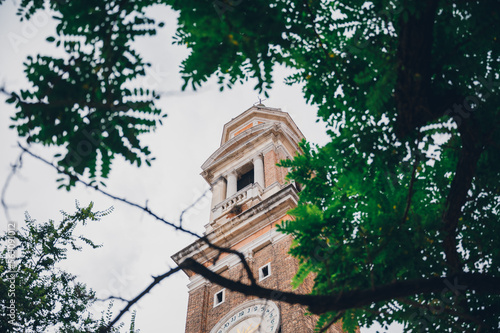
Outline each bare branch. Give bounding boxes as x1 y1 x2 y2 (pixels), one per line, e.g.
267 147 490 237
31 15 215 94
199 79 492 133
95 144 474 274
97 296 129 303
2 151 25 223
17 143 258 326
17 142 202 238
0 85 13 97
99 266 183 333
179 187 210 228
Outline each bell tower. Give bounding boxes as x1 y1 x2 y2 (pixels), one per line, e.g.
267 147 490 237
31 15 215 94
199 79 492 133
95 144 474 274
172 105 350 333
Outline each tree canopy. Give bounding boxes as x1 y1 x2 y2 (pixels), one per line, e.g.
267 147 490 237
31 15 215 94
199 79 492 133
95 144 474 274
1 202 108 331
6 0 167 190
169 1 500 331
0 202 143 332
2 0 500 332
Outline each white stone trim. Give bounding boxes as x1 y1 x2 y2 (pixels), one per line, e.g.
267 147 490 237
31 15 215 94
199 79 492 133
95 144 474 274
219 144 273 180
212 182 263 220
172 185 299 271
187 277 211 293
186 228 290 293
213 288 225 307
259 262 272 281
226 170 238 198
252 154 265 189
202 124 301 177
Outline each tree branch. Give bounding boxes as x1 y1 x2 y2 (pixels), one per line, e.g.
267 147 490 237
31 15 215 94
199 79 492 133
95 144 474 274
442 120 484 274
181 257 500 315
319 311 344 333
99 266 183 332
1 150 25 223
179 188 210 228
17 143 202 238
17 143 258 326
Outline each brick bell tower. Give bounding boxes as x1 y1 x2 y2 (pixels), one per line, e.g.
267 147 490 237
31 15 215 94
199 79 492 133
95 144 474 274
172 105 350 333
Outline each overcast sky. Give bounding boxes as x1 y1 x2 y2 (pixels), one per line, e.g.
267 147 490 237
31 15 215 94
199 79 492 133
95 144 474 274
0 2 403 332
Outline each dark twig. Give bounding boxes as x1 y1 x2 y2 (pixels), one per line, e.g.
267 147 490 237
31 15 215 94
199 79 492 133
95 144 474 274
17 142 202 238
0 85 12 97
99 266 183 333
97 296 129 303
17 143 258 326
179 187 210 228
1 151 25 223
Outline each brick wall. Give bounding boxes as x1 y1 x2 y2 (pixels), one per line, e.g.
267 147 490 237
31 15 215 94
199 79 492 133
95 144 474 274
184 233 356 333
276 146 289 185
264 150 280 187
185 283 210 333
263 147 290 188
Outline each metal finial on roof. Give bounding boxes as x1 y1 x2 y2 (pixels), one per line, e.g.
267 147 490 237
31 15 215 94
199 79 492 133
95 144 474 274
254 96 267 107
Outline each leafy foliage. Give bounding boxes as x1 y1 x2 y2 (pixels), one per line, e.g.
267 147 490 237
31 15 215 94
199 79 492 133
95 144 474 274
4 0 500 332
0 202 113 332
82 302 140 333
6 0 167 189
169 0 500 332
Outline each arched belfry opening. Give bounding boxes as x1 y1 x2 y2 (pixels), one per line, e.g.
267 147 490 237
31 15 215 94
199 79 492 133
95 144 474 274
236 163 254 192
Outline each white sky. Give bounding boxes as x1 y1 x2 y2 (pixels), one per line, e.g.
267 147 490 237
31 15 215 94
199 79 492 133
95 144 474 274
0 2 403 332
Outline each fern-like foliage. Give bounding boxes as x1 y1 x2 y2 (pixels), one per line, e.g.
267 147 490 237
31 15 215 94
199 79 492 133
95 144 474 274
7 0 167 190
0 202 112 331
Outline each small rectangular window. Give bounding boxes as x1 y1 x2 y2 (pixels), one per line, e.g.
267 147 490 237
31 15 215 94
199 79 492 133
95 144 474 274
214 289 225 307
259 263 271 281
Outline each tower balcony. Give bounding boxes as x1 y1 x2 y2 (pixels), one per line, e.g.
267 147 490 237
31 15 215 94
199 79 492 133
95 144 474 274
207 182 264 232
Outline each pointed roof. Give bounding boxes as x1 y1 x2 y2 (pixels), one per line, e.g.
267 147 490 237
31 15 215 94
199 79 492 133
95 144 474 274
220 104 304 146
200 105 305 182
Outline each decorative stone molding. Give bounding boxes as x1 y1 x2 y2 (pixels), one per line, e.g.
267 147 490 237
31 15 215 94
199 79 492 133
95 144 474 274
187 277 212 293
173 185 299 274
200 107 304 186
252 153 265 189
244 250 254 263
211 182 264 224
221 191 246 211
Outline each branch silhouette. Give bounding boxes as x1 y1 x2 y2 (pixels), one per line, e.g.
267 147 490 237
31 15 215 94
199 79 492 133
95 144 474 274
99 266 183 332
16 143 257 329
1 150 25 222
181 257 500 315
14 143 500 332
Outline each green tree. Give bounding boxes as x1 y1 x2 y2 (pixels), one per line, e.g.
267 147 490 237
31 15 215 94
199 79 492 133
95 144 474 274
0 202 110 332
3 0 500 332
169 0 500 332
6 0 167 190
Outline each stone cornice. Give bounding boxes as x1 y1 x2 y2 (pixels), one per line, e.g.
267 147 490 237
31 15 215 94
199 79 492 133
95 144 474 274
185 228 289 293
200 124 302 184
171 184 299 275
220 105 304 145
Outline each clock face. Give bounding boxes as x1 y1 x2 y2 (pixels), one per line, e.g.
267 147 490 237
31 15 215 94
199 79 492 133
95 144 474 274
210 299 280 333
